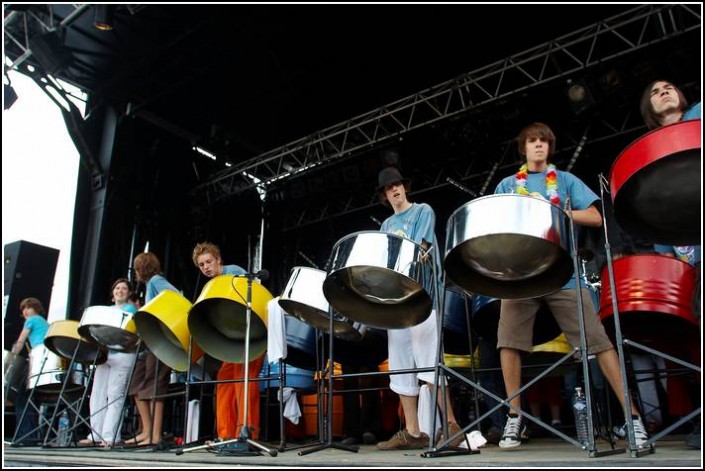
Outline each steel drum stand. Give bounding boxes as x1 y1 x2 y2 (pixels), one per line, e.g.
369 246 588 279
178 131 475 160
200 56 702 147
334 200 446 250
175 272 277 457
296 305 359 456
41 340 102 447
597 174 700 457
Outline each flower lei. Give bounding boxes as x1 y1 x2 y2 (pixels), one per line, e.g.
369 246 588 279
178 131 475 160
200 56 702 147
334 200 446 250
515 163 560 206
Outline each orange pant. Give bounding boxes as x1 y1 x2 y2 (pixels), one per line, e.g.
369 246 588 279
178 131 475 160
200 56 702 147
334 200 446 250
216 355 265 439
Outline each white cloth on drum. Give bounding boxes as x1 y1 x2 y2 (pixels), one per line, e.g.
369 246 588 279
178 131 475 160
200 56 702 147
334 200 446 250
418 383 441 438
267 297 287 361
278 387 301 425
387 309 441 396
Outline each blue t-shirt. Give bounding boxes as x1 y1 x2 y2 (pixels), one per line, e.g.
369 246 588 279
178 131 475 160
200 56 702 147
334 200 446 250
24 315 50 349
495 168 599 290
682 101 701 121
145 274 179 303
223 264 247 276
380 202 441 307
653 244 701 266
117 303 138 314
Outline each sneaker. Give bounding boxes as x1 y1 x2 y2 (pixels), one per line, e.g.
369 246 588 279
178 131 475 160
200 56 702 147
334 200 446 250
631 416 649 449
435 422 465 448
685 423 700 450
499 414 526 449
376 429 429 450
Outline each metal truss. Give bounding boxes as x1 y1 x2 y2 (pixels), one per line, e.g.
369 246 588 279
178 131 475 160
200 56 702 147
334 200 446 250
193 4 701 205
280 106 648 231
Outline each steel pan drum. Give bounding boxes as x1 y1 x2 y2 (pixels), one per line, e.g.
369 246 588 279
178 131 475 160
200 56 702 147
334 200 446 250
599 254 698 352
442 286 476 355
283 315 318 370
323 231 433 329
445 194 572 299
45 319 107 365
280 266 364 341
610 120 701 245
78 305 140 352
134 290 204 372
471 294 562 346
189 275 272 364
27 345 86 399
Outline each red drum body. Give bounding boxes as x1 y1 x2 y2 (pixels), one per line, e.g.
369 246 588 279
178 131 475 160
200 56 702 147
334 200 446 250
599 254 698 353
609 120 701 245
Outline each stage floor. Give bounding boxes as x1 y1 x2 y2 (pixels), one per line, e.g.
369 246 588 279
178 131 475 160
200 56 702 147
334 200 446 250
4 435 701 468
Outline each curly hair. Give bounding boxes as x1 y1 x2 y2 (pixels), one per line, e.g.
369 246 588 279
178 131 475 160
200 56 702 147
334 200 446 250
192 242 221 267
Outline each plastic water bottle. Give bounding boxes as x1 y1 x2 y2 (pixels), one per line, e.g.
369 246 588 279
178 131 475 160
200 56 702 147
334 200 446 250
57 410 70 447
572 387 589 447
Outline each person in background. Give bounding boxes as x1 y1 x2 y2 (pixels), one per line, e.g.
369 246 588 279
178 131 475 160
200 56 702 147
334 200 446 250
641 79 701 450
79 278 138 447
493 122 648 450
11 297 50 445
192 242 265 440
131 252 176 446
373 167 464 451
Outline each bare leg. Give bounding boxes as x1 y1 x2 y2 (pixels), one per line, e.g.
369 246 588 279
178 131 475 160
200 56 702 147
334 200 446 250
134 399 152 443
137 400 164 445
427 383 459 425
500 348 523 415
399 394 420 436
596 348 640 417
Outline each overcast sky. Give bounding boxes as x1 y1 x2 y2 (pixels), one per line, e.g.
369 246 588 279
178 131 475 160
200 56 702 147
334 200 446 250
2 70 80 323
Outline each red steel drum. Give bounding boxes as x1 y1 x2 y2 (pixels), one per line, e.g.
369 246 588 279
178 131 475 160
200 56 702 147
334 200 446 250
609 119 701 245
599 254 698 354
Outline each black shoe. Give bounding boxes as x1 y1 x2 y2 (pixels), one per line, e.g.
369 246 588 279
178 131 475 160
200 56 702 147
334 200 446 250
341 436 360 445
362 432 377 444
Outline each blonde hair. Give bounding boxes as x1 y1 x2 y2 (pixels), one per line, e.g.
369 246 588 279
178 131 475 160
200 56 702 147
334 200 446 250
192 242 221 267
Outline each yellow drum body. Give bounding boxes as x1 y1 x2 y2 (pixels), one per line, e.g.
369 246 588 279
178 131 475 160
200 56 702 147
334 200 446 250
526 333 573 376
45 320 107 365
134 290 203 372
189 275 272 363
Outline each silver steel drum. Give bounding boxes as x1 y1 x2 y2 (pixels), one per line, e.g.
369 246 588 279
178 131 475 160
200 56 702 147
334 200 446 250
323 231 434 329
78 305 140 352
445 194 573 299
45 319 107 364
279 266 364 341
27 345 86 399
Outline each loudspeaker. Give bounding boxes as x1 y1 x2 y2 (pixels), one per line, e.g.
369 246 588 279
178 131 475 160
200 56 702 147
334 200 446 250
3 240 59 352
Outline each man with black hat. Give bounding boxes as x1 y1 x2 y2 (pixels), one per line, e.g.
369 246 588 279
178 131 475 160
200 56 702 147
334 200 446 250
374 167 464 451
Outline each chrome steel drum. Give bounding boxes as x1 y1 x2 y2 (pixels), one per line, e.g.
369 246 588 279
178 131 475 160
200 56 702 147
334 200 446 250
46 319 107 364
280 266 364 341
323 231 434 329
27 345 86 399
445 194 572 299
609 120 701 245
78 305 140 352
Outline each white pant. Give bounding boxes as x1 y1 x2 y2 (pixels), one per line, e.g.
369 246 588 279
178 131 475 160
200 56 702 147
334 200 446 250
387 309 440 396
88 351 136 442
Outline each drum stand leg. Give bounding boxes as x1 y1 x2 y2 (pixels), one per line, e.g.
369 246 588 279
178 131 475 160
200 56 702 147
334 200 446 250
297 305 358 456
12 354 50 446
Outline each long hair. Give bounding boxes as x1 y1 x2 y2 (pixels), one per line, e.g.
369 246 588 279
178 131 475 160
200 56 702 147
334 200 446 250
640 80 688 130
134 252 162 282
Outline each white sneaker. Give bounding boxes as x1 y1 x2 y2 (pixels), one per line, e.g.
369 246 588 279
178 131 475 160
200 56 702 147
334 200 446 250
631 417 650 449
499 415 526 449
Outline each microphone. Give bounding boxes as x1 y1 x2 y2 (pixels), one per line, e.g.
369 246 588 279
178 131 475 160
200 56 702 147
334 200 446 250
255 269 269 281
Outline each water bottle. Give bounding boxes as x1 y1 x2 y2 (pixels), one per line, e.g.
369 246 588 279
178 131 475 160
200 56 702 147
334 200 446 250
572 387 589 447
57 410 70 447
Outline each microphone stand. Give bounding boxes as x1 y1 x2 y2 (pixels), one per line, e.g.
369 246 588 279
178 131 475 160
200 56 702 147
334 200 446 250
176 270 277 457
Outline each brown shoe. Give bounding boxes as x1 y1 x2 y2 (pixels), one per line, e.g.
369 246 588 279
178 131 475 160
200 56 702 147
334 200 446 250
377 430 430 450
436 422 465 448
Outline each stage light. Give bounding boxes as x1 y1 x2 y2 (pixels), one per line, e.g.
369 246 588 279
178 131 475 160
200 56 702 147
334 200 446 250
565 79 595 114
93 5 114 31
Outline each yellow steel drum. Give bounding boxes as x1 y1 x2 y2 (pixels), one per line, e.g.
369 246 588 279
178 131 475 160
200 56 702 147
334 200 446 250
188 275 272 363
133 290 204 372
45 320 107 365
526 333 573 376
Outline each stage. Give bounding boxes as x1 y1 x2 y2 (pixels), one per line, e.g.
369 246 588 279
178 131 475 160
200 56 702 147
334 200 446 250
4 435 701 468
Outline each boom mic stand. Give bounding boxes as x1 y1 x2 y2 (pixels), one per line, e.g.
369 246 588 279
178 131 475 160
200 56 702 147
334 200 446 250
176 270 277 457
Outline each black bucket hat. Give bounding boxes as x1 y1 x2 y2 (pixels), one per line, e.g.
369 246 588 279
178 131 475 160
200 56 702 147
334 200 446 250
377 167 409 191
